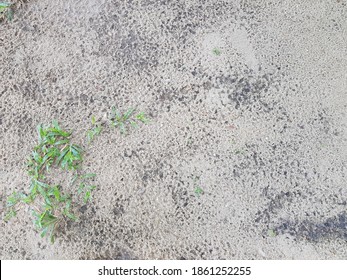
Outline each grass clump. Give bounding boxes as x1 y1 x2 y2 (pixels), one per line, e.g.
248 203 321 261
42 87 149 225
6 121 84 242
28 120 83 174
5 107 149 243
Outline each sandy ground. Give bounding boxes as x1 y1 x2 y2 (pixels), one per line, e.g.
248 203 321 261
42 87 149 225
0 0 347 259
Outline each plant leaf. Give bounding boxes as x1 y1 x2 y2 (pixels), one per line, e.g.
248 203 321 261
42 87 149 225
80 173 96 179
84 191 91 203
4 209 16 221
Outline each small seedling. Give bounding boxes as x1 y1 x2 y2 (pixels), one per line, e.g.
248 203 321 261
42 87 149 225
135 112 149 124
109 107 149 134
4 208 16 221
78 183 97 203
194 186 204 197
4 191 23 221
267 229 277 237
192 176 204 197
86 116 102 143
73 173 97 203
212 48 221 56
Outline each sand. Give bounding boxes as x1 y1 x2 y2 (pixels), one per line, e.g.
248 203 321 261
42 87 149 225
0 0 346 259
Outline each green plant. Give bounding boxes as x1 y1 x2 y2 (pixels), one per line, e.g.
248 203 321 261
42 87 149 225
0 2 13 21
5 121 85 242
73 173 97 203
109 107 149 134
78 183 96 203
5 107 149 243
192 176 204 197
194 186 204 197
28 120 83 174
212 48 221 56
267 229 277 237
0 2 10 10
86 116 102 143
